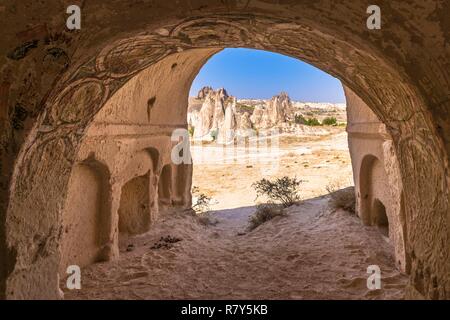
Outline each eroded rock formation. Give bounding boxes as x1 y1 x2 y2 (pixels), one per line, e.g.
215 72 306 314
197 86 213 99
265 92 294 125
192 87 232 140
191 89 300 137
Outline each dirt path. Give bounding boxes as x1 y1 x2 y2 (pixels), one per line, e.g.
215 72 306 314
64 196 407 300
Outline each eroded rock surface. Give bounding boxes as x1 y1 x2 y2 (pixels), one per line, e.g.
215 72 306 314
190 88 344 140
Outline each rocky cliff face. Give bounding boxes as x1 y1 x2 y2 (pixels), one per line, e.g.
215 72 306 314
196 86 213 99
217 97 237 144
266 92 294 125
191 87 233 141
193 94 215 138
249 92 294 128
189 87 345 142
239 112 252 130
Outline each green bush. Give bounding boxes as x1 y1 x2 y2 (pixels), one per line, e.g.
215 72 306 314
305 117 321 126
322 117 338 126
252 176 302 207
296 114 322 126
294 114 307 124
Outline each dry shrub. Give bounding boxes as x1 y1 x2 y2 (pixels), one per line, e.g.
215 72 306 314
191 186 218 226
252 176 302 208
197 213 218 226
326 183 356 214
322 116 338 126
192 186 212 213
247 204 286 231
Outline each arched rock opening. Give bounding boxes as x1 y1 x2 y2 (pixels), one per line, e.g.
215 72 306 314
60 160 111 275
1 1 448 299
373 199 389 238
118 173 151 236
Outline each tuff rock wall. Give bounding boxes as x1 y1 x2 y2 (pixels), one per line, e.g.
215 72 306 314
345 85 408 274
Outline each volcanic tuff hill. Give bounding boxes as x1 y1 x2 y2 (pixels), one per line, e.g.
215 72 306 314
188 86 347 142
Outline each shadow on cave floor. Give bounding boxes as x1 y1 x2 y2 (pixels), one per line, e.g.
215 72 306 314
63 193 407 300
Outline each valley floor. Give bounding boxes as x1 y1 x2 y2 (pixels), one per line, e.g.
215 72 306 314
191 127 353 210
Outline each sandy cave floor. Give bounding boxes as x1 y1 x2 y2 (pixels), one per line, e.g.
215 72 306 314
63 198 407 300
63 129 407 300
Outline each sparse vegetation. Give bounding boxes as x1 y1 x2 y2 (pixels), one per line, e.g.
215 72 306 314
247 204 286 231
191 186 212 214
294 114 307 124
252 176 302 207
295 114 323 126
326 183 356 214
322 116 338 126
188 125 195 137
210 129 218 141
304 117 321 126
236 103 255 114
191 186 218 226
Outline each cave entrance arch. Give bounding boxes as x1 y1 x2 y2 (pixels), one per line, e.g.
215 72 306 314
2 4 448 300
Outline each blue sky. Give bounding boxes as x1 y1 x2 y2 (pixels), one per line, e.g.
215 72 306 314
190 48 345 103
